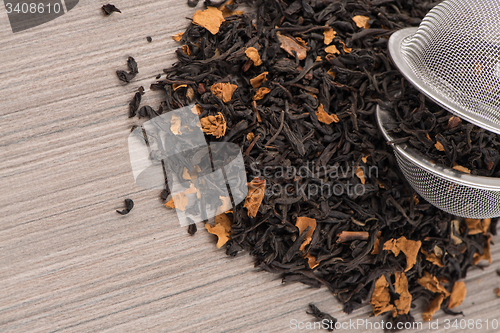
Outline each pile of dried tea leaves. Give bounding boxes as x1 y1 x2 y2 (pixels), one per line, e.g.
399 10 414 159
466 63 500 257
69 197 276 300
123 0 498 326
387 84 500 177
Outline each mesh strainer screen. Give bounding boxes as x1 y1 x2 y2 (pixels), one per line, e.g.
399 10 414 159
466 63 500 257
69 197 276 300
400 0 500 129
394 150 500 219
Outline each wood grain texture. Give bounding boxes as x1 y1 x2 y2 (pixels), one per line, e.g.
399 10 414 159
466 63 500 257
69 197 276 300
0 1 499 332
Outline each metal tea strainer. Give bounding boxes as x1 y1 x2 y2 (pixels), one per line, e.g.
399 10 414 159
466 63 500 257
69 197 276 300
377 0 500 218
377 106 500 219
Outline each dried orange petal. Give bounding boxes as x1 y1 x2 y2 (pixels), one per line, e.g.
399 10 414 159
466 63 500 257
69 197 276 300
210 82 238 103
435 141 445 151
323 28 336 45
250 72 269 88
383 236 421 271
356 167 366 184
448 281 467 309
352 15 370 29
473 235 492 265
371 231 382 255
316 104 339 124
393 272 412 316
192 7 225 35
339 40 352 53
421 249 444 267
422 293 444 321
453 164 471 174
417 271 450 297
370 275 394 316
325 45 340 54
200 112 226 138
296 216 316 252
205 213 232 248
172 32 183 41
245 47 262 66
244 178 266 218
171 115 182 135
253 87 271 101
305 253 319 269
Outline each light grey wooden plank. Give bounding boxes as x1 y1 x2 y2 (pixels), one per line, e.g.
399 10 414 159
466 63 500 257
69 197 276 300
0 0 499 332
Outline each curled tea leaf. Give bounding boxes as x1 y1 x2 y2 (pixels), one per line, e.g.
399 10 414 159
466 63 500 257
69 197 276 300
116 198 134 215
102 4 121 15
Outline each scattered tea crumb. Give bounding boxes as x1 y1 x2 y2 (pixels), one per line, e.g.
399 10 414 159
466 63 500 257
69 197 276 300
117 57 138 83
102 4 121 15
187 0 199 7
146 36 152 42
306 304 336 331
188 223 197 235
116 198 134 215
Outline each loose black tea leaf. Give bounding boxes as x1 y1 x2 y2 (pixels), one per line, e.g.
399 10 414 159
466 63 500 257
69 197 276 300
102 4 121 15
127 57 139 74
188 223 197 235
117 57 138 83
306 304 336 331
187 0 199 7
116 70 135 83
116 198 134 215
146 36 152 43
128 92 142 118
120 0 498 324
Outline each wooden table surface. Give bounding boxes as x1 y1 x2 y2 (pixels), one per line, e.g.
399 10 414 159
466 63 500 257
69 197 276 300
1 1 499 332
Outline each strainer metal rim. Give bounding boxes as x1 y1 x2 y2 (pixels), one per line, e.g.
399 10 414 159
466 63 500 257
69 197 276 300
388 27 500 136
376 105 500 190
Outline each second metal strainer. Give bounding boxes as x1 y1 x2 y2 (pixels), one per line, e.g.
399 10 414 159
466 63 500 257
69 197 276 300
379 0 500 218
